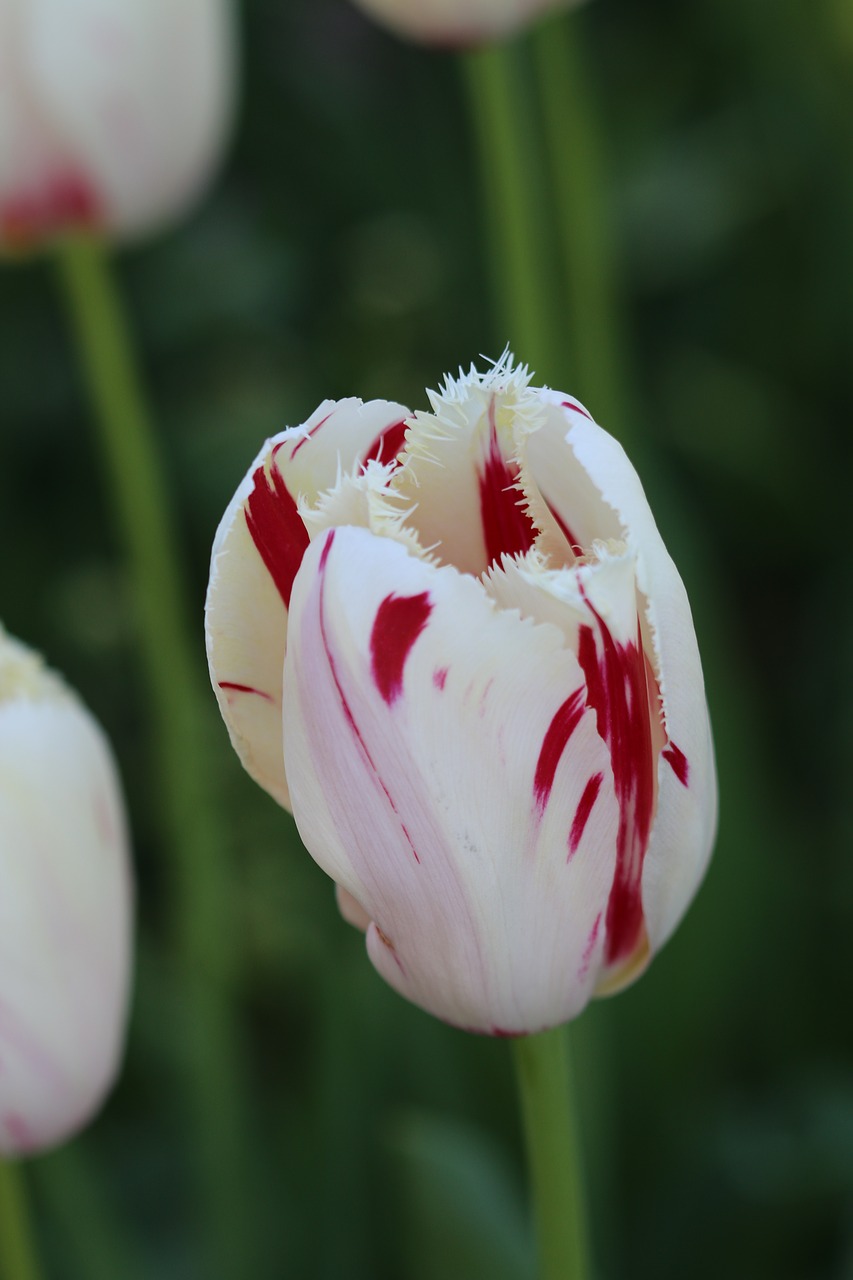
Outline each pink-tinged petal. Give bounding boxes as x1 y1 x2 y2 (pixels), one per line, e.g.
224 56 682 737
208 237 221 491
335 884 371 932
349 0 581 46
206 398 410 809
283 528 620 1033
528 391 717 955
0 631 132 1154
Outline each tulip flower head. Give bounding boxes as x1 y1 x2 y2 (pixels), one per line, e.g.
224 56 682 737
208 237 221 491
207 354 716 1035
0 0 234 252
0 627 132 1153
349 0 579 45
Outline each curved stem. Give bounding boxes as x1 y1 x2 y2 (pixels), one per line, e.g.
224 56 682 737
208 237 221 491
462 39 560 381
0 1161 42 1280
512 1026 590 1280
55 235 256 1280
532 10 631 443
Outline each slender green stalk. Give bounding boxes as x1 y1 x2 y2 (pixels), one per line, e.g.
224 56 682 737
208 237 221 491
55 235 256 1280
0 1161 42 1280
532 11 630 442
462 40 560 380
512 1027 590 1280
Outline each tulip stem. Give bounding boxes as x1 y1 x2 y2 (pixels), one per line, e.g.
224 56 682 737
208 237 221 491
0 1161 42 1280
512 1026 590 1280
462 39 560 383
55 235 257 1280
531 10 630 442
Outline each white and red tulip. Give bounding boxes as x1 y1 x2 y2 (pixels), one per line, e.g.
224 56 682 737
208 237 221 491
349 0 579 45
206 354 716 1035
0 0 234 251
0 628 132 1153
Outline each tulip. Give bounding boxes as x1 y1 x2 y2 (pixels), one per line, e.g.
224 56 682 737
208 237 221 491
206 354 716 1034
349 0 579 45
0 0 234 251
0 627 132 1153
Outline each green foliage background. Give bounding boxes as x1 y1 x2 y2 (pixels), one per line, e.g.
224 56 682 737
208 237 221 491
1 0 851 1276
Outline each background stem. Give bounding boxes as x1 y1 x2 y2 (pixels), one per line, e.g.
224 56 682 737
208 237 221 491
512 1027 590 1280
55 235 257 1280
0 1161 42 1280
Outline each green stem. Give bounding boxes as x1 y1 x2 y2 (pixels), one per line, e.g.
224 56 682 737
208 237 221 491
55 235 256 1280
462 40 560 380
512 1027 590 1280
532 11 631 442
0 1161 42 1280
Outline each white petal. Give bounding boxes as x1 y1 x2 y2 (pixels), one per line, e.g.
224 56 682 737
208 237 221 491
283 527 619 1033
0 630 132 1154
206 398 410 809
350 0 578 45
528 391 718 952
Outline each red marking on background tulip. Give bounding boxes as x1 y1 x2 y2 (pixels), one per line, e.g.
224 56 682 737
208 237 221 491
317 532 420 863
577 596 656 966
545 500 584 557
491 1026 525 1038
663 743 689 786
478 404 537 568
218 681 274 703
1 170 101 247
533 689 585 814
433 666 449 691
361 418 408 469
578 912 602 982
370 592 433 706
245 451 310 609
3 1113 33 1152
568 772 604 858
561 399 592 420
289 410 334 458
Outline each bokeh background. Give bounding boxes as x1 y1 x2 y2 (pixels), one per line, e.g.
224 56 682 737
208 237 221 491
1 0 851 1276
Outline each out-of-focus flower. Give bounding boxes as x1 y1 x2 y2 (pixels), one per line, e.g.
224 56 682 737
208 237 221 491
206 354 716 1035
0 0 234 252
349 0 579 46
0 627 132 1153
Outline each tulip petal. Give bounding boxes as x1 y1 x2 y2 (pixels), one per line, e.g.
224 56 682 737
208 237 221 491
0 636 131 1153
283 527 620 1033
206 398 410 808
523 393 718 953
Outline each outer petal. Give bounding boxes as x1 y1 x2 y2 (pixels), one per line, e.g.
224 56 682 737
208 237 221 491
350 0 578 46
0 0 234 247
283 527 620 1034
0 631 132 1154
206 398 410 809
525 392 717 953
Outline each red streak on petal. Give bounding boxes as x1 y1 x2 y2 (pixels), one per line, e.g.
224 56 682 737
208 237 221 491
545 499 584 557
218 681 274 703
491 1026 525 1038
561 398 592 420
289 410 334 459
244 452 310 609
433 666 449 690
1 170 101 247
317 531 420 863
577 597 656 965
533 689 585 815
578 911 602 982
361 418 408 469
3 1113 33 1153
662 743 689 786
370 591 432 706
568 772 604 859
478 401 537 569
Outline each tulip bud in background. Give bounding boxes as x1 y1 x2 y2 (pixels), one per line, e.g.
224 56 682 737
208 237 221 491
206 354 716 1035
348 0 579 46
0 627 132 1154
0 0 235 252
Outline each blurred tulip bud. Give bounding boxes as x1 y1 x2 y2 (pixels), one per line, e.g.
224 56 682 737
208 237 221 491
206 354 716 1035
0 627 132 1153
0 0 235 252
349 0 580 46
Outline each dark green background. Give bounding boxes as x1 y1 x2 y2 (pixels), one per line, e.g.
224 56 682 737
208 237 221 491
1 0 851 1276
